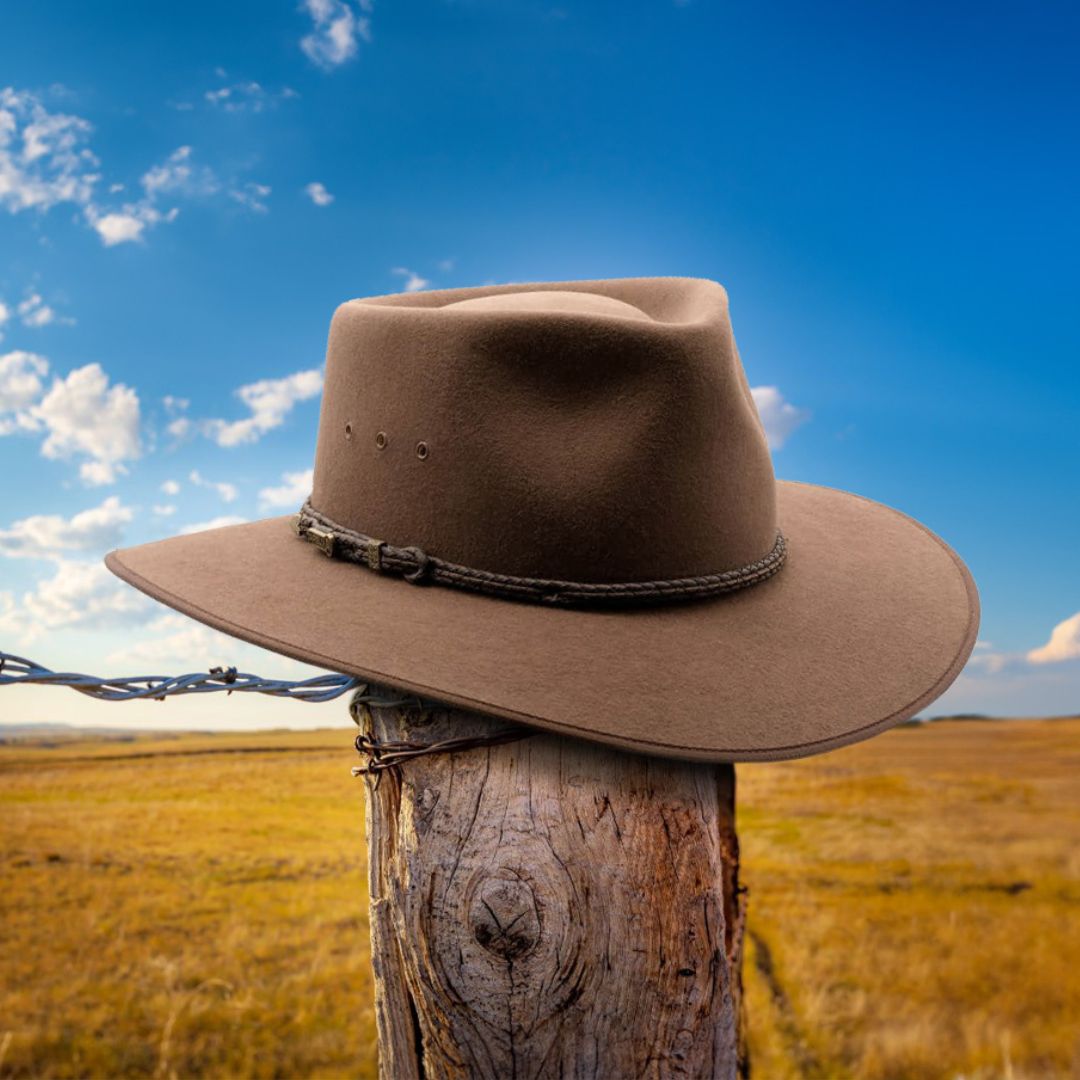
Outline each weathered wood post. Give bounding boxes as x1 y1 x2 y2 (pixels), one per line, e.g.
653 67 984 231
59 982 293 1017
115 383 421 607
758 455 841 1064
355 694 747 1079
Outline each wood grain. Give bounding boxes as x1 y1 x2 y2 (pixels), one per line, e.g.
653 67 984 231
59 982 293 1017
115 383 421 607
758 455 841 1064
359 699 745 1079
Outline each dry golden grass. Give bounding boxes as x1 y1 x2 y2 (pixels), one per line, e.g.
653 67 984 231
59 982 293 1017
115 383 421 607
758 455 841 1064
1 718 1077 1078
738 719 1080 1080
0 728 377 1079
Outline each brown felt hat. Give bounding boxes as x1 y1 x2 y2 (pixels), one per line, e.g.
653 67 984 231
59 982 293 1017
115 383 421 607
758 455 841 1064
106 277 978 762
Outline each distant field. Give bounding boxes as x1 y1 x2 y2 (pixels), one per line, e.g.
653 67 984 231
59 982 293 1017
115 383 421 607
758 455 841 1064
1 729 377 1080
737 719 1080 1080
1 719 1078 1079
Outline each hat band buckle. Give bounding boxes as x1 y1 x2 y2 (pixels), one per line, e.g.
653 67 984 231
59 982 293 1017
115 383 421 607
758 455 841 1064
293 499 786 609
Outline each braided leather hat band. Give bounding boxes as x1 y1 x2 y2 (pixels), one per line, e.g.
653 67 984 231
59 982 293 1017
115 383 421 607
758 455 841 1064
294 498 787 609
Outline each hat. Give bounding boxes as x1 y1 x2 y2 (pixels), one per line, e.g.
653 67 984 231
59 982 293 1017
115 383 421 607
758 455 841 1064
105 277 979 762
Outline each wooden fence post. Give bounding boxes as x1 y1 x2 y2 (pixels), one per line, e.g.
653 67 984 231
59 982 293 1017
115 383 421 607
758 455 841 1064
358 696 747 1080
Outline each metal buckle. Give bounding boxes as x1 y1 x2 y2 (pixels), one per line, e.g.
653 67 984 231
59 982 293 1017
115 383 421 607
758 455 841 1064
367 539 384 571
306 525 336 558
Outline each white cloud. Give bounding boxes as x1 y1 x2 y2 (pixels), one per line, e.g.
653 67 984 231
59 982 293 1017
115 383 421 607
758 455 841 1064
203 81 298 114
0 90 172 248
198 369 323 447
0 495 133 560
78 460 122 486
88 210 152 246
750 385 810 450
0 559 151 643
178 515 247 535
105 613 249 669
304 181 334 206
300 0 373 69
87 204 179 247
1 88 265 247
941 615 1080 693
966 646 1015 676
141 145 191 194
0 289 72 346
933 647 1080 719
140 146 219 200
89 140 269 239
102 613 321 679
229 181 271 213
162 398 190 438
16 292 65 328
85 145 225 246
19 296 53 327
259 468 313 510
899 611 1080 717
0 350 49 429
1028 612 1080 665
189 469 239 503
153 504 177 517
392 266 430 293
0 86 99 215
31 362 141 485
206 85 245 107
160 478 181 496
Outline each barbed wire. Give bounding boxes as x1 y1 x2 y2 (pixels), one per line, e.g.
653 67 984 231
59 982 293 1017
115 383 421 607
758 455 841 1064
1 650 534 778
0 650 424 707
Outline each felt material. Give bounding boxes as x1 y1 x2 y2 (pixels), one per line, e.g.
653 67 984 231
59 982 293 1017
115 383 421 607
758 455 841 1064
312 278 777 581
104 277 979 762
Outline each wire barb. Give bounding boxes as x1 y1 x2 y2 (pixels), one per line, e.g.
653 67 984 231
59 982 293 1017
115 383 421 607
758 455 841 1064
0 650 534 779
0 650 363 703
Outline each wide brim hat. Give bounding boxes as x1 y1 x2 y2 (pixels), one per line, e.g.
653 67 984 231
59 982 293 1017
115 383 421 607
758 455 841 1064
106 278 978 762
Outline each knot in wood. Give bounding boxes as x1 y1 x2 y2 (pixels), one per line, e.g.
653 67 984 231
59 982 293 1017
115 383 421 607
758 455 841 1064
469 876 541 963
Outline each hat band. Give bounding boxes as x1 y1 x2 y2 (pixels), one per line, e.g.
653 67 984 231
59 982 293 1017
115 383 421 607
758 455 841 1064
293 498 787 608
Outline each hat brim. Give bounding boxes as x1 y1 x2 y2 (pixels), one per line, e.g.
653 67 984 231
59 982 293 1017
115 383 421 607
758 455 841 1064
105 481 978 763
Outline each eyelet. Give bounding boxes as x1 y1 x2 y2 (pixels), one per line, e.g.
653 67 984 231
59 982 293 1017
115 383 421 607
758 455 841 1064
344 422 353 440
415 441 429 460
375 431 388 450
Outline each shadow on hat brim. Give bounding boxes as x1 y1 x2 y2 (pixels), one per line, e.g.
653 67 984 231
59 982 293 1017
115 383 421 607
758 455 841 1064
104 481 979 763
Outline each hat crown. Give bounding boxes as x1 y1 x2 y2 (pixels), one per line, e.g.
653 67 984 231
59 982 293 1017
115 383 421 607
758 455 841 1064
311 277 777 583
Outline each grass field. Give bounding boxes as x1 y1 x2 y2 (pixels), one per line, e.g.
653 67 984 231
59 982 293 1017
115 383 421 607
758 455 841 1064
1 718 1078 1079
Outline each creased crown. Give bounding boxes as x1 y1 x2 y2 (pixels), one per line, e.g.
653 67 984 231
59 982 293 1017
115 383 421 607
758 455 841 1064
310 277 777 584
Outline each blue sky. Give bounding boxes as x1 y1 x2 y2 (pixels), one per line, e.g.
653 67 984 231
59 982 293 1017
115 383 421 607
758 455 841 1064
1 0 1078 729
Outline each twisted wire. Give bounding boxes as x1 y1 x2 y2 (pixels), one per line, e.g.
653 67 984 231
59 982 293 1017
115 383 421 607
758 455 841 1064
0 650 384 704
351 729 536 777
348 688 535 781
0 651 537 777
